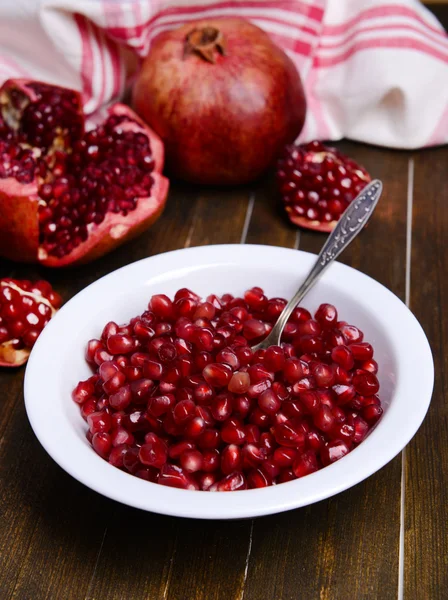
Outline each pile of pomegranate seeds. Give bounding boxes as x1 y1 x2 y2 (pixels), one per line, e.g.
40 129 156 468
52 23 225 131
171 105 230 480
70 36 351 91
73 287 383 491
0 278 62 366
277 141 371 233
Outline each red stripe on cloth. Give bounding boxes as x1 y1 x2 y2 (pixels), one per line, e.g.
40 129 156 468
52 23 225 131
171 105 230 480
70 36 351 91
315 37 448 67
320 23 448 52
104 0 324 41
74 13 94 106
306 61 332 140
324 5 446 39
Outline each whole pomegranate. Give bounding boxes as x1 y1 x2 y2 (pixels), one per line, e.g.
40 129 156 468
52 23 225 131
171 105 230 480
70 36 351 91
0 278 62 367
0 80 169 267
277 141 371 232
132 18 306 185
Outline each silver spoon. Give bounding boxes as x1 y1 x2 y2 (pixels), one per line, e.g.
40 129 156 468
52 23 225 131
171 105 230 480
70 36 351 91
252 179 383 351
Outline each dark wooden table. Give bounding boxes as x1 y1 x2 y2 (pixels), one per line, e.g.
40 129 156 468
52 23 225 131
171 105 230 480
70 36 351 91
1 6 447 599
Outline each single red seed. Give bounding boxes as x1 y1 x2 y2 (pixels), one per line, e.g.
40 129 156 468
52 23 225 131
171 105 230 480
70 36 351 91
173 399 196 424
87 411 112 434
221 444 242 474
180 449 203 473
211 472 247 492
349 342 373 361
258 388 281 414
293 450 319 477
315 304 338 329
92 432 112 458
362 404 383 424
221 417 246 445
247 468 271 489
158 464 199 490
139 433 167 468
352 372 380 396
72 379 95 404
203 363 233 387
321 440 351 466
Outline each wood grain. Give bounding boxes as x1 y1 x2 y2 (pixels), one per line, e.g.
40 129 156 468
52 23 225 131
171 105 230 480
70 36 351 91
243 143 409 600
404 147 448 600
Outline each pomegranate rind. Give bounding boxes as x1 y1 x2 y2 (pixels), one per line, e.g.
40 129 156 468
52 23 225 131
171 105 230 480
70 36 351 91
287 213 336 233
0 344 30 367
0 182 40 262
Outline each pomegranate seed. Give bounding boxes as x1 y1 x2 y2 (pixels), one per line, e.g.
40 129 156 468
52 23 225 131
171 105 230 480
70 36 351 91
168 440 196 459
315 304 337 329
321 440 350 466
211 472 247 492
312 363 335 387
228 371 250 394
139 433 167 468
198 428 220 450
109 385 132 410
247 468 271 488
331 345 354 370
349 342 373 361
72 379 95 404
258 388 281 414
199 473 217 491
360 359 378 374
111 427 134 447
221 444 242 474
273 420 306 448
148 394 176 417
249 407 272 430
92 432 112 458
283 358 309 383
273 447 297 467
362 404 383 424
158 464 199 490
180 449 203 473
353 372 379 396
87 411 112 434
245 425 261 444
107 333 134 354
109 444 128 468
211 393 233 421
221 418 246 445
352 416 369 443
203 363 233 387
173 399 196 424
339 322 364 344
313 405 335 432
293 450 318 477
262 459 281 480
332 384 356 406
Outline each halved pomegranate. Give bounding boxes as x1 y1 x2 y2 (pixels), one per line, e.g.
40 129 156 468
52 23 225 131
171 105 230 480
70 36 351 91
0 278 62 366
277 141 371 233
0 79 169 267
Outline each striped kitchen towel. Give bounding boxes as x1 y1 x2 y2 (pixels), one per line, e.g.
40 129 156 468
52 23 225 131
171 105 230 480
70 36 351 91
0 0 447 148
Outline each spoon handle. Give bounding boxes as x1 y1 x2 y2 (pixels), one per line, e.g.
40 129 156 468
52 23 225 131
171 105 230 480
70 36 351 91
253 179 383 350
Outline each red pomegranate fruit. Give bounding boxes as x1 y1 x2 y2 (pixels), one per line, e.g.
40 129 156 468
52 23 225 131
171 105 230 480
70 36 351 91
0 278 61 366
74 288 383 491
277 141 371 232
0 79 169 267
132 18 306 185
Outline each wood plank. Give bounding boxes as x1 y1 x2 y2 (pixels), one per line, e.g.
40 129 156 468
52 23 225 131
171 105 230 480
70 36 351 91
243 143 408 600
0 185 201 600
404 146 448 600
87 184 252 600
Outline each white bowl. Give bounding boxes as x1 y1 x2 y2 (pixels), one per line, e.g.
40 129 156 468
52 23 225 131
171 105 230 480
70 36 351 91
24 245 434 519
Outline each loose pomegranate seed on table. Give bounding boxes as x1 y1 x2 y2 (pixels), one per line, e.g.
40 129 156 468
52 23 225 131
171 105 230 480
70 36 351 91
73 288 383 491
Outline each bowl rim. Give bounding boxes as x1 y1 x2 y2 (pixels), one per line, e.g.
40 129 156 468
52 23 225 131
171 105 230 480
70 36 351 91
24 244 434 519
